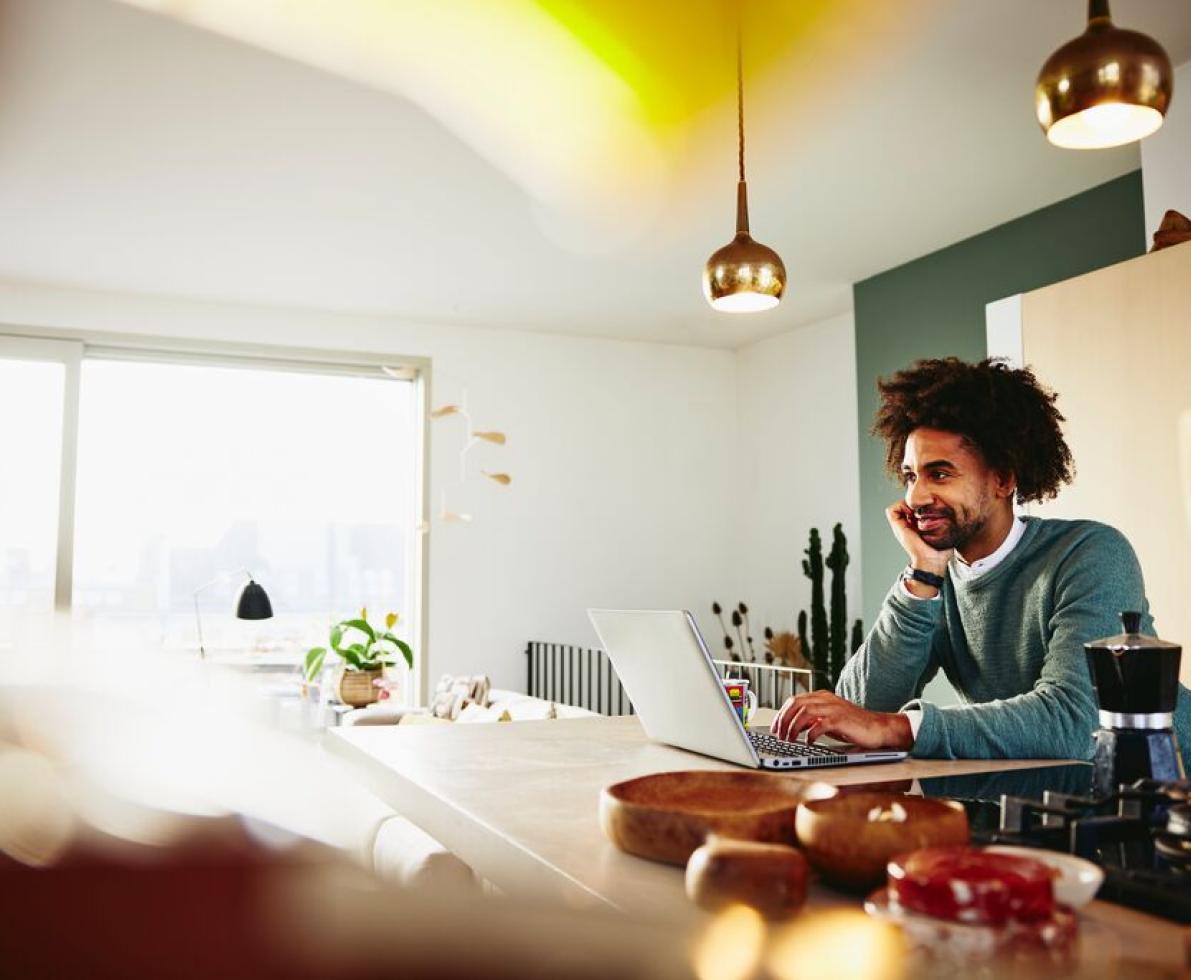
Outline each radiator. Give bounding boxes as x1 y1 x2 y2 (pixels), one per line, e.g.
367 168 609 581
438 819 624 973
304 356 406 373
525 641 632 716
525 641 813 716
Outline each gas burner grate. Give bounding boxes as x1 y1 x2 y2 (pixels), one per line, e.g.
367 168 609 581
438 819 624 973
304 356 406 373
973 778 1191 923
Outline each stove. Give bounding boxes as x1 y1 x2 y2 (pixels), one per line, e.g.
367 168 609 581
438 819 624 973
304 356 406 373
982 777 1191 923
864 764 1191 924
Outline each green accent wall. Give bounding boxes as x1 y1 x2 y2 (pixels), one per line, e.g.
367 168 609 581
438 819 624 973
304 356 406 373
854 170 1146 628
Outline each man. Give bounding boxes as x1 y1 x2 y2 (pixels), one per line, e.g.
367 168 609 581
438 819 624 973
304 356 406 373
771 357 1191 764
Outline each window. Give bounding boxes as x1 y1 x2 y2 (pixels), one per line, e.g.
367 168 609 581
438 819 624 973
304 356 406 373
0 336 425 678
0 348 69 649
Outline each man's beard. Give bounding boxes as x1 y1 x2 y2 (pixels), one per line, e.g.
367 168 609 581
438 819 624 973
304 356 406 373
914 504 986 553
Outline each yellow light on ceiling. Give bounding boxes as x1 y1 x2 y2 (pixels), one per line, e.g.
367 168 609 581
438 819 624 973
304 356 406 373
1036 0 1173 150
703 20 785 314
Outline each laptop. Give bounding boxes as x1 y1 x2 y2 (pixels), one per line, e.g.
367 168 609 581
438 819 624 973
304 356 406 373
587 608 908 770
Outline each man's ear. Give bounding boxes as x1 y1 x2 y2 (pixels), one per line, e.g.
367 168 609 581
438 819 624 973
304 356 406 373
994 470 1017 500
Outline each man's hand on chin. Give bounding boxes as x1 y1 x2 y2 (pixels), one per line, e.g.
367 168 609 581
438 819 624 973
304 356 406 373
770 691 914 751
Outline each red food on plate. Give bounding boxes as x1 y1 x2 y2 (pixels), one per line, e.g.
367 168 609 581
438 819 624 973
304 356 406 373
888 846 1055 925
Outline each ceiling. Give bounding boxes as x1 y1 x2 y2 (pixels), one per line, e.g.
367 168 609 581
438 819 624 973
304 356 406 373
0 0 1188 349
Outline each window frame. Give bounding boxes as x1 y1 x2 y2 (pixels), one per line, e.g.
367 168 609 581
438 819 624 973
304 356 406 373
0 326 431 703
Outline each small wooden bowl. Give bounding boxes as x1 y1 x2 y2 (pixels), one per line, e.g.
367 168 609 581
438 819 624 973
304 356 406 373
795 793 969 889
600 771 836 866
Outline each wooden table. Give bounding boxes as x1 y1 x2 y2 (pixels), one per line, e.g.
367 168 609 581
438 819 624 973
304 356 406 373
328 715 1186 970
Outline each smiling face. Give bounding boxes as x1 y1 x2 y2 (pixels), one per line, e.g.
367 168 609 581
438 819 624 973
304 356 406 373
900 428 1016 560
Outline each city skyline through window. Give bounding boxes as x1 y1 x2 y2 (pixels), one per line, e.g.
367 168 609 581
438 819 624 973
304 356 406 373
72 358 419 656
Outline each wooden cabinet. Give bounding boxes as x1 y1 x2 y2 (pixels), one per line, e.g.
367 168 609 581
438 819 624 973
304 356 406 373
1019 242 1191 680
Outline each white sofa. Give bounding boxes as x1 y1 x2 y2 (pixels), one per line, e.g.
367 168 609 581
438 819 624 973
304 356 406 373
341 687 597 726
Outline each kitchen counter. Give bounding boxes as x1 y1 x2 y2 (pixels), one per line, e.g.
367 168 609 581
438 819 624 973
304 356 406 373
328 714 1186 970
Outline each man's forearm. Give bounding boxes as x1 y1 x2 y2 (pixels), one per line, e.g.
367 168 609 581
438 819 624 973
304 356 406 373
907 687 1097 760
836 575 943 712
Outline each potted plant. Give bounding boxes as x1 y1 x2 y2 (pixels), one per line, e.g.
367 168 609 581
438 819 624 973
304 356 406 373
304 609 413 707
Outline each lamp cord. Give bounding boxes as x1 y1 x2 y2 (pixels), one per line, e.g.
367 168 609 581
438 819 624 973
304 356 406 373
736 16 745 184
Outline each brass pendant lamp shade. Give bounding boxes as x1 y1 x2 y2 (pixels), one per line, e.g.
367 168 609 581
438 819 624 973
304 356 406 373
1036 0 1173 149
703 25 785 313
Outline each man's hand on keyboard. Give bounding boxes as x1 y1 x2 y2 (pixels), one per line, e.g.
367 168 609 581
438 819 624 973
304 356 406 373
770 691 914 751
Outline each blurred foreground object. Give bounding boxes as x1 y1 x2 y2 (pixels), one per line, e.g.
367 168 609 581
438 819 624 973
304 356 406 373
794 794 969 889
685 837 808 919
0 657 694 979
766 909 906 980
0 834 697 980
866 847 1079 966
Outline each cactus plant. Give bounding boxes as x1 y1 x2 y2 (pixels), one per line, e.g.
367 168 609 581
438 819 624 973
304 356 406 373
825 523 849 688
801 528 828 688
799 525 863 689
796 609 809 675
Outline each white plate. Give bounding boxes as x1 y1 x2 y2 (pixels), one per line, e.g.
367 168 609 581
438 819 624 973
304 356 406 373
983 845 1104 908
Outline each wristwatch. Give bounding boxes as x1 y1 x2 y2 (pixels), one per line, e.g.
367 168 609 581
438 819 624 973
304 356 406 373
903 566 945 589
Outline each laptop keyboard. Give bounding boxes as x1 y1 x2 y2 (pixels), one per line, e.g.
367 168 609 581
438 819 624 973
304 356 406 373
748 730 846 760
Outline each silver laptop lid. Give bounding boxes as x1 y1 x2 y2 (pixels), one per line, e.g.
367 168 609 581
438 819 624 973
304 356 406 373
587 608 759 767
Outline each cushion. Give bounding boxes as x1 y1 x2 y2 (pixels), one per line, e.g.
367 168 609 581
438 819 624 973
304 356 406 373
488 696 558 722
341 704 428 727
554 703 598 719
455 703 512 724
430 674 491 720
371 814 479 892
487 690 599 721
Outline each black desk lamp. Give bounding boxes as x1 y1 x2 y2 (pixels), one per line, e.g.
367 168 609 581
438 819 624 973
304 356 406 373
193 569 274 658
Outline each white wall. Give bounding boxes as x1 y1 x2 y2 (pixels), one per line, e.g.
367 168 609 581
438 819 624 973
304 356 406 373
1141 61 1191 244
1 280 867 696
731 313 863 659
0 281 739 691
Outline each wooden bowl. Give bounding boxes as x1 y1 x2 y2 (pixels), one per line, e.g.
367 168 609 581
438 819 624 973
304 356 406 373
795 793 969 889
600 771 836 866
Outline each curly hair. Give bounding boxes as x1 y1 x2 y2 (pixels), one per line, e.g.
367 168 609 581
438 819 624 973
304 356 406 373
872 357 1074 504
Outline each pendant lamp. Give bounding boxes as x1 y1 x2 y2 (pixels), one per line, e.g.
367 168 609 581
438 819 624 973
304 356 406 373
703 23 785 313
1036 0 1173 149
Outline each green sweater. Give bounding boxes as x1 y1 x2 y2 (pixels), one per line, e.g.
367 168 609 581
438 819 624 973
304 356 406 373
838 517 1191 765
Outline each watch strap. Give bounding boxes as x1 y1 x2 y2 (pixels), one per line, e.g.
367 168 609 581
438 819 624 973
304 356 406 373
904 566 945 589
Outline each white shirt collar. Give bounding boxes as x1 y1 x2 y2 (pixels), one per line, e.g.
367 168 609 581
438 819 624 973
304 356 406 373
950 515 1027 582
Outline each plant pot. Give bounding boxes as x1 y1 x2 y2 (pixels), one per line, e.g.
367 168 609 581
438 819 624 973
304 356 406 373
336 667 383 707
